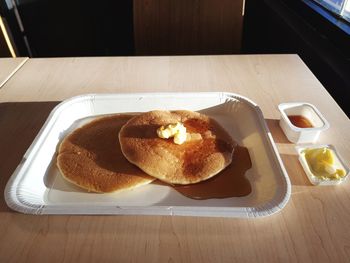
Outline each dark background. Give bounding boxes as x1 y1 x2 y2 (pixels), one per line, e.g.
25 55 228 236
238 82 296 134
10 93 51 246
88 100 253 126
243 0 350 117
1 0 349 116
0 0 134 56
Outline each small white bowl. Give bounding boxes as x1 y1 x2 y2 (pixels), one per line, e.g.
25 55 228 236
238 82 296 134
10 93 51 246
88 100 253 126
278 102 329 143
296 144 349 185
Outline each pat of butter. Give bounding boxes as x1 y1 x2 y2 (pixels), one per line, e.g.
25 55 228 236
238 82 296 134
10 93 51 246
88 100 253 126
157 122 187 144
174 130 187 144
303 147 346 180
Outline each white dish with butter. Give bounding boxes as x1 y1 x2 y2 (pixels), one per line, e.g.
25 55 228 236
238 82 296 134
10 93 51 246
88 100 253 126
296 144 349 185
4 92 291 217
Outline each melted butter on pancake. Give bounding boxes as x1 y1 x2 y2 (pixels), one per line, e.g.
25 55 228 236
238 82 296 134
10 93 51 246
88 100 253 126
157 121 203 145
157 122 187 144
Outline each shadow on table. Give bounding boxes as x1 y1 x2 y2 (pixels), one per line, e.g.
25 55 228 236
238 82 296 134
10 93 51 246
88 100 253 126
0 101 60 212
265 118 292 144
279 153 313 187
266 118 312 186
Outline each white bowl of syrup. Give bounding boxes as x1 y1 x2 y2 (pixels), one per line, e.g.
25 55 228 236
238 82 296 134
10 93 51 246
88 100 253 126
278 102 329 144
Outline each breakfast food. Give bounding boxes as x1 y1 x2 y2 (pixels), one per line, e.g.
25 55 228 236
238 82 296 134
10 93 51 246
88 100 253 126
119 110 236 184
57 114 155 193
302 147 346 180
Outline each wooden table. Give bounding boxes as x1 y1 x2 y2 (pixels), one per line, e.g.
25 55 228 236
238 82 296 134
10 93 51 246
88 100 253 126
0 57 28 88
0 55 349 262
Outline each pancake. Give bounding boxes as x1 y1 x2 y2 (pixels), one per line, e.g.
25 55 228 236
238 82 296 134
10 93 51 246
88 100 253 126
119 110 236 184
57 114 155 193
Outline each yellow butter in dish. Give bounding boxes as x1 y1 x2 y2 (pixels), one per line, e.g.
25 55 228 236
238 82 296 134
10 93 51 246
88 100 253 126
304 147 345 180
297 145 349 185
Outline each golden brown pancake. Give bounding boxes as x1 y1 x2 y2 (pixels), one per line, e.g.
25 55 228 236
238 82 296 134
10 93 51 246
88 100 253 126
119 110 236 184
57 114 155 193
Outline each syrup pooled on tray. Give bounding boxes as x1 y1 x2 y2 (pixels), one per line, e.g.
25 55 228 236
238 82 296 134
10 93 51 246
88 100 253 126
288 115 313 128
172 146 252 199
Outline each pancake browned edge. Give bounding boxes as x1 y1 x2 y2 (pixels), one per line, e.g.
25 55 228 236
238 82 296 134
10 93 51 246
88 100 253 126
57 114 155 193
119 110 236 185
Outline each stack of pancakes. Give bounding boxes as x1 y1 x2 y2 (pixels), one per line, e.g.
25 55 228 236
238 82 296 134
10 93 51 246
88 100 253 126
57 110 236 193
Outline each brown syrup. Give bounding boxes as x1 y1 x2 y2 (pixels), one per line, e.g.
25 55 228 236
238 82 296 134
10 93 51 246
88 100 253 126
171 146 252 199
288 115 313 128
58 114 154 193
181 118 234 178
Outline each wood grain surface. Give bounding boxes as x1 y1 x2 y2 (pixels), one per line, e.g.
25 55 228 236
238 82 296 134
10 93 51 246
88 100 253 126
134 0 244 55
0 55 349 262
0 57 28 87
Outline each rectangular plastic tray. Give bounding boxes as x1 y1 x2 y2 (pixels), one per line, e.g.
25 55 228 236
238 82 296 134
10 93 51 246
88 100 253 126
5 92 291 217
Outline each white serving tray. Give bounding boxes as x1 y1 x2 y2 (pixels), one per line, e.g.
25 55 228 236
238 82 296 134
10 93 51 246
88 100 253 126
5 92 291 217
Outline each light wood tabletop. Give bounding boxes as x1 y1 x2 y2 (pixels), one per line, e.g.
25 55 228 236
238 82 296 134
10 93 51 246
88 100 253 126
0 55 349 262
0 57 28 88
